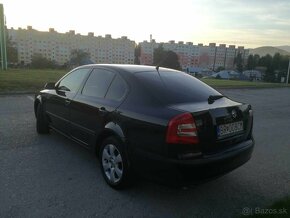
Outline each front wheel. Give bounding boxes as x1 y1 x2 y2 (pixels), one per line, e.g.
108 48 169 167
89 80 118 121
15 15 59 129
99 137 132 189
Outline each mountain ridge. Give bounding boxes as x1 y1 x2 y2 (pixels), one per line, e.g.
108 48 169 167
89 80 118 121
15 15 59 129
250 46 290 56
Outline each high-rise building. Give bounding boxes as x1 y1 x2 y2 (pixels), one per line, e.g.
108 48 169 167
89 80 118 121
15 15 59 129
8 26 135 65
8 26 249 71
139 40 249 71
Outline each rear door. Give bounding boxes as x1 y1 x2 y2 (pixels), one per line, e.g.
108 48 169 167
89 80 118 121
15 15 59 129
69 68 128 147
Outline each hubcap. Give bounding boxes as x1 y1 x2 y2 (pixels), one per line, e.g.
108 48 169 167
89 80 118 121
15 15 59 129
102 144 123 184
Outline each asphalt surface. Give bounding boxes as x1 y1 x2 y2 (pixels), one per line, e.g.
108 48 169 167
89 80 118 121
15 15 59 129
0 88 290 218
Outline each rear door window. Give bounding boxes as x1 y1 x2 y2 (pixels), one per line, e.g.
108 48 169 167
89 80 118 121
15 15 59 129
105 74 128 101
82 68 115 98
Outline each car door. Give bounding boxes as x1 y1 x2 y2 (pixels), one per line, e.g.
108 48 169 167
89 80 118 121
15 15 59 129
69 68 128 147
45 68 91 135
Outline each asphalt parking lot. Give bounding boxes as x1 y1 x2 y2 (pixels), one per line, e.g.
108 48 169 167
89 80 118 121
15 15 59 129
0 88 290 218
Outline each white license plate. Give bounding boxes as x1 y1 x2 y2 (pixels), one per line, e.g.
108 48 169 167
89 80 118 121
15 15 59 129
217 121 243 138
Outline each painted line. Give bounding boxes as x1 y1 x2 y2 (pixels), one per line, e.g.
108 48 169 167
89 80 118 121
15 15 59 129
27 96 34 101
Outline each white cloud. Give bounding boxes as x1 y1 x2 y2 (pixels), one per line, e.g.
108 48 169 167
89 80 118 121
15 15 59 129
1 0 289 47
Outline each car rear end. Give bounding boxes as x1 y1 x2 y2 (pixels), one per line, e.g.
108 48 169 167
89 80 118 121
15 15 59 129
165 101 254 182
133 67 254 184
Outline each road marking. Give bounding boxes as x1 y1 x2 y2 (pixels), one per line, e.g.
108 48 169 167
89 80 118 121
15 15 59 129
27 96 34 101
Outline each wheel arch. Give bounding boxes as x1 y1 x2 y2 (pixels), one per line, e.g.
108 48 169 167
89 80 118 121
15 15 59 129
94 122 126 157
34 95 42 117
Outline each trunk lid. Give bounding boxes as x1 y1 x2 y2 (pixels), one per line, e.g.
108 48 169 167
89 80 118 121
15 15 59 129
169 97 253 155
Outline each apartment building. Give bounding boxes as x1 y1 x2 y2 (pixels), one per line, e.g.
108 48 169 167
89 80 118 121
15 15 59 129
8 26 249 70
139 40 249 71
8 26 135 65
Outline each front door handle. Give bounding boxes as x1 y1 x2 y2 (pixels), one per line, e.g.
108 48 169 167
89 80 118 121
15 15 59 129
65 99 71 106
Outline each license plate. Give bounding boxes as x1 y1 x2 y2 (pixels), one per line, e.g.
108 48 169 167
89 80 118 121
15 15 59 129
217 121 243 138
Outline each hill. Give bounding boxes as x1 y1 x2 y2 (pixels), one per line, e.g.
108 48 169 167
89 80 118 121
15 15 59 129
276 45 290 53
250 46 290 56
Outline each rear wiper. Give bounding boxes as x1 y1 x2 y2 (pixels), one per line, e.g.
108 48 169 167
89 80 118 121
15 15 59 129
208 95 225 104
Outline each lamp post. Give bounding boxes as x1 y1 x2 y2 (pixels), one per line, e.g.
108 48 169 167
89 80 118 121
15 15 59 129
286 59 290 86
0 4 8 70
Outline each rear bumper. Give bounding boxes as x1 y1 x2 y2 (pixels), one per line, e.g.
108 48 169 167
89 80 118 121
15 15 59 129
132 139 254 184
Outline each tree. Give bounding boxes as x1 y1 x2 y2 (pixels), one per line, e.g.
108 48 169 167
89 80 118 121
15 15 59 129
280 55 290 70
253 54 260 68
234 52 244 72
259 54 272 68
260 54 274 82
31 53 56 69
216 74 222 79
162 51 181 70
153 45 181 70
247 54 260 70
69 49 91 66
248 53 289 82
7 36 18 64
153 44 165 66
215 66 225 72
134 44 141 64
272 53 281 70
247 54 255 70
0 32 18 64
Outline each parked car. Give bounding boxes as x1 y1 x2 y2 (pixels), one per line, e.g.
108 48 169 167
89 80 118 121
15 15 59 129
34 64 254 189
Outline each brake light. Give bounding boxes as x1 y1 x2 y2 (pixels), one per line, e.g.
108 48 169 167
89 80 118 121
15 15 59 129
166 113 199 144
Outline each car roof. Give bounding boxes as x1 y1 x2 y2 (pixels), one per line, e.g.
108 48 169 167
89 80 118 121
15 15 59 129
77 64 178 74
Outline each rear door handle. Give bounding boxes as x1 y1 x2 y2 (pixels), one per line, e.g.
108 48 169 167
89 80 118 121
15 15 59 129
99 107 108 112
65 99 71 106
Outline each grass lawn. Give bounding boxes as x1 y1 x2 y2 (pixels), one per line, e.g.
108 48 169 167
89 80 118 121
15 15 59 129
201 78 287 88
0 69 67 93
0 69 288 93
240 197 290 217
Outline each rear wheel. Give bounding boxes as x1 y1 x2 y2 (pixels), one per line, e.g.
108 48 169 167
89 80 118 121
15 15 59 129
36 104 49 134
100 137 132 189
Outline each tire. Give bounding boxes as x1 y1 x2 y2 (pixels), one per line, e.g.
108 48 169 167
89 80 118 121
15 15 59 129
99 136 132 189
36 104 49 134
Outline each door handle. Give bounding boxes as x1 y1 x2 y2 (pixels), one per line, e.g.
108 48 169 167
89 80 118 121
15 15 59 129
99 107 107 112
65 99 71 106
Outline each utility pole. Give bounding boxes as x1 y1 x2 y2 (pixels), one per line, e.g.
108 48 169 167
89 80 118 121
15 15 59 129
0 4 8 70
286 59 290 85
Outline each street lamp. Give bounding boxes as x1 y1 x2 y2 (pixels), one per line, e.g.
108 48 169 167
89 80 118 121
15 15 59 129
0 4 8 70
286 59 290 85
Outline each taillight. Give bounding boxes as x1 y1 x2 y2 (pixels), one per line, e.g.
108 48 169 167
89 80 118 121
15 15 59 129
166 113 199 144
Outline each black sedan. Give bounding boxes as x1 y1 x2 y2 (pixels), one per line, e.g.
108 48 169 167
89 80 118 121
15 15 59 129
34 64 254 189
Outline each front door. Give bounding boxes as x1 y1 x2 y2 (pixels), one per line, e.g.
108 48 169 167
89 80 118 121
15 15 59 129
45 68 91 135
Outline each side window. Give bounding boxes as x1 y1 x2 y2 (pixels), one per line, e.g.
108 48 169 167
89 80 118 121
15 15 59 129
58 68 90 93
82 68 115 98
105 74 128 101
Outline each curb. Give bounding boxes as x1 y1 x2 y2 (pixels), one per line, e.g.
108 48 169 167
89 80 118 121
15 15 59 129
214 86 289 90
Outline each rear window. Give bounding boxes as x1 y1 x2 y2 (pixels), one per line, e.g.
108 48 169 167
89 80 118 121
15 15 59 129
135 69 220 104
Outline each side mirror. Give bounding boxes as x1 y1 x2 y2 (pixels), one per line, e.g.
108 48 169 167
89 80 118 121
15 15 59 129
44 82 55 90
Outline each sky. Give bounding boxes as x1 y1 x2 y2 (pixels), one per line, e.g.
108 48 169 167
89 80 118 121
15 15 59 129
1 0 290 48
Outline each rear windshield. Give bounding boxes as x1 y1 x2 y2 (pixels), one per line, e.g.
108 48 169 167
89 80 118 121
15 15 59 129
135 69 220 104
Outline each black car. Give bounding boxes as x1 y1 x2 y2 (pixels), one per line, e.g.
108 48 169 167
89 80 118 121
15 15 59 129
34 64 254 189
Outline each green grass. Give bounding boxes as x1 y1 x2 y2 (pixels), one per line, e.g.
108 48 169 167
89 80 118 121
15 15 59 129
201 78 288 88
240 197 290 217
0 69 66 93
0 69 288 93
